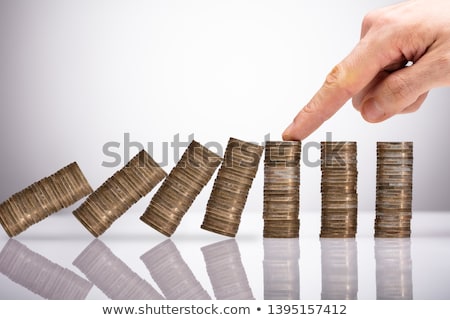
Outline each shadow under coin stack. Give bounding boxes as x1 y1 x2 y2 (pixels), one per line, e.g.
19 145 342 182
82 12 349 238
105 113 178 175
320 142 358 238
201 137 263 237
263 141 301 238
73 150 166 237
140 141 222 237
0 162 93 237
375 142 413 238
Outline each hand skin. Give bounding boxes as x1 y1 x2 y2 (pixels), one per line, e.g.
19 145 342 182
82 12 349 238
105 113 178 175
282 0 450 141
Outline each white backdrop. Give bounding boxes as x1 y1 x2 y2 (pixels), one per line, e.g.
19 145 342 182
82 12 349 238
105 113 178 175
1 0 449 216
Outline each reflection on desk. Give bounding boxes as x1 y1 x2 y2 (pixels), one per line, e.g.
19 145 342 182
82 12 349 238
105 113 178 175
202 239 254 300
141 239 211 300
263 238 300 300
73 239 163 300
321 238 358 300
0 239 92 299
375 238 413 300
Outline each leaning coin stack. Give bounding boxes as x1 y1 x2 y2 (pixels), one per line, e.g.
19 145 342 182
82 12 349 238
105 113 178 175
0 162 93 237
140 141 222 237
320 142 358 238
375 142 413 238
73 150 166 237
201 137 264 237
263 141 301 238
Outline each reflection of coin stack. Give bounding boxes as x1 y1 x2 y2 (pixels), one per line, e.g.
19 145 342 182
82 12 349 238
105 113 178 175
0 162 93 237
320 239 358 300
201 239 254 300
320 142 358 238
140 141 222 237
375 238 413 300
0 239 92 299
263 238 300 300
73 239 163 300
141 239 211 300
73 150 166 237
201 137 263 237
375 142 413 238
263 141 301 238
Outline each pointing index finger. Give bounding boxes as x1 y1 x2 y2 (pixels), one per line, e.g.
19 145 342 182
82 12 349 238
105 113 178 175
282 39 389 141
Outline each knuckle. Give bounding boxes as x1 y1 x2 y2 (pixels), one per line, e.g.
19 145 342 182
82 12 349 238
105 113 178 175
324 64 354 98
384 73 412 102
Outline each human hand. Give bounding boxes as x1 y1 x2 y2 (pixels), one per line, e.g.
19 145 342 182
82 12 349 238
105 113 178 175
282 0 450 141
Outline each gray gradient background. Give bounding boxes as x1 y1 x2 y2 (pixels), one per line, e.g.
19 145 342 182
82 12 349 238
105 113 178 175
0 0 449 216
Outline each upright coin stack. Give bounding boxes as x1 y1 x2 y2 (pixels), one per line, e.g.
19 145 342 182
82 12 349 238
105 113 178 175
263 141 301 238
73 150 166 237
140 141 222 237
375 142 413 238
0 162 93 237
201 137 264 237
320 142 358 238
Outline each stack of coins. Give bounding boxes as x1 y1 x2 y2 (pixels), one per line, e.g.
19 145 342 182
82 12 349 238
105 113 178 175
0 162 93 237
73 150 166 237
141 239 211 300
321 238 358 300
263 238 300 300
201 239 254 300
0 239 93 300
320 142 358 238
375 238 413 299
375 142 413 238
140 141 222 237
73 239 164 300
263 141 301 238
201 137 263 237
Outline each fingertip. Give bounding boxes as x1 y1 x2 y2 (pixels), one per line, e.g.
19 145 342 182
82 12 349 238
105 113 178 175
282 122 304 141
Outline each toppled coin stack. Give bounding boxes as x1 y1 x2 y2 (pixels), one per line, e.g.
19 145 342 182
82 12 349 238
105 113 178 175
141 141 222 237
201 138 264 237
0 162 93 237
263 141 301 238
320 142 358 238
73 150 166 237
375 142 413 238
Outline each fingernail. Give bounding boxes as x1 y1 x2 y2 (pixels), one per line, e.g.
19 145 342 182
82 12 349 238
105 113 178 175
282 123 294 140
363 99 385 122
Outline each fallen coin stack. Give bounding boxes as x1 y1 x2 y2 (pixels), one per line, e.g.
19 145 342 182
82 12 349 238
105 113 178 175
0 162 93 237
263 141 301 238
320 142 358 238
375 142 413 238
141 140 222 237
201 137 263 237
73 150 166 237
